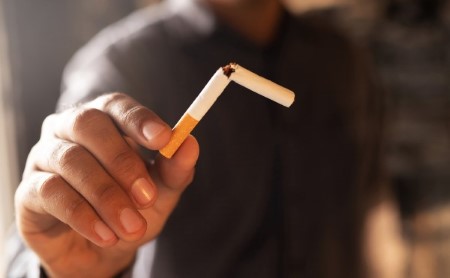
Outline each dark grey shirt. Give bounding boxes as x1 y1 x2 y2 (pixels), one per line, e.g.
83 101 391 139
8 0 383 277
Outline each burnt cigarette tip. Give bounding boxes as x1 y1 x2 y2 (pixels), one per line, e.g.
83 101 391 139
222 62 237 77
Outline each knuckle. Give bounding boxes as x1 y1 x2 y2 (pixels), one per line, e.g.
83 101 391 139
122 106 147 128
41 114 57 134
71 108 107 135
98 92 129 109
107 92 128 101
23 144 42 177
37 174 63 200
77 167 97 187
64 196 86 222
14 180 30 208
54 143 86 171
99 93 146 128
110 150 143 180
91 183 121 204
27 142 42 164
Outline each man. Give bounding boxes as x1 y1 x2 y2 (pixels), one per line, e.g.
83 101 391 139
8 0 384 277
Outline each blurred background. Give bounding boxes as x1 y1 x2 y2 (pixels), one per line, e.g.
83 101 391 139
0 0 449 277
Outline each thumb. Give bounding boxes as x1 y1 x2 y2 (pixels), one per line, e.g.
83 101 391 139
137 135 199 241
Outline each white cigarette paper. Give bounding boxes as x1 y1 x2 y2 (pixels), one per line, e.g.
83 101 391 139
230 64 295 107
159 63 296 158
186 68 231 121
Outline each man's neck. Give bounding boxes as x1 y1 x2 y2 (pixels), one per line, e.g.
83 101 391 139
206 0 284 46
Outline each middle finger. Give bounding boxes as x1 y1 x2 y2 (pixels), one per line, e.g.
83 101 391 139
44 108 157 208
31 138 147 241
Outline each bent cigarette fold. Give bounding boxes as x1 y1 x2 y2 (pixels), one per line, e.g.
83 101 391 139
159 63 295 158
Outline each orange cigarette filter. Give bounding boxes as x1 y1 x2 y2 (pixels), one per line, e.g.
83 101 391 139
159 113 199 158
159 67 230 158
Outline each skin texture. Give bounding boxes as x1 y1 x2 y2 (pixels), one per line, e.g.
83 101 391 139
15 93 199 277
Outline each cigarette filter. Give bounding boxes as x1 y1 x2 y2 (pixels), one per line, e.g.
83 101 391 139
159 63 295 158
159 69 230 158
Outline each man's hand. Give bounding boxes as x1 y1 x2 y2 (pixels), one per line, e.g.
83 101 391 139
15 93 199 278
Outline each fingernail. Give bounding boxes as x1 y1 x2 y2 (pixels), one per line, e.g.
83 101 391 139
131 178 155 206
94 221 115 241
120 208 144 234
142 121 166 142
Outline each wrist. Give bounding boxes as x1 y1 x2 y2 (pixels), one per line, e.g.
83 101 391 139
40 252 135 278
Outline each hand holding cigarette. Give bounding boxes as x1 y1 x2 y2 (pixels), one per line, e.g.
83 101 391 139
160 63 296 158
15 93 199 277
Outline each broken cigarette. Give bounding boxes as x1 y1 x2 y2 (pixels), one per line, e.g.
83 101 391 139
159 63 295 158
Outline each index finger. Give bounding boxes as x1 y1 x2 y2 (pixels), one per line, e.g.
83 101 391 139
87 92 172 150
42 93 172 208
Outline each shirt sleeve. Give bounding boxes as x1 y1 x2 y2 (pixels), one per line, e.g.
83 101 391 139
5 226 156 278
5 226 45 278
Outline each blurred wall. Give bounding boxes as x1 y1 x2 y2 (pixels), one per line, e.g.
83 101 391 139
320 1 450 277
2 0 156 174
0 1 18 273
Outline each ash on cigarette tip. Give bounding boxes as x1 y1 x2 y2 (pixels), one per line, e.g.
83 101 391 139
222 63 237 77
